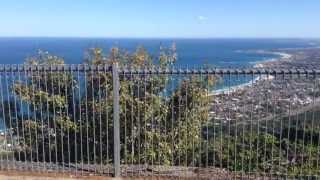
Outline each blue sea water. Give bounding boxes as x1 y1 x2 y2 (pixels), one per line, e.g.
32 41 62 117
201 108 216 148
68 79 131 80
0 38 320 130
0 38 319 66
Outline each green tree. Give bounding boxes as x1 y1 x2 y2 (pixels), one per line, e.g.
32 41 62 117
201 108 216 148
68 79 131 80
10 45 212 168
12 50 77 163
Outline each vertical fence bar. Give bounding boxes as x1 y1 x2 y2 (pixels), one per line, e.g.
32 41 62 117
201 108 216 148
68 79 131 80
5 66 14 170
77 65 84 175
98 66 103 173
70 65 78 175
90 66 97 174
112 63 121 177
18 66 27 171
64 66 71 174
105 65 110 175
36 66 45 172
0 68 8 170
129 68 134 176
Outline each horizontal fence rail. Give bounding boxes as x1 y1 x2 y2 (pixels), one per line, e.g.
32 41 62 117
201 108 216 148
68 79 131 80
1 64 320 75
0 64 319 179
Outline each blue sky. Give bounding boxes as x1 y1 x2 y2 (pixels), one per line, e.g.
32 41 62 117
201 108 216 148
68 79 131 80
0 0 320 38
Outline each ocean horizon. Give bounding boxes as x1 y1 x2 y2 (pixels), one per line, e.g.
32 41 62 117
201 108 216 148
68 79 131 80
0 38 319 66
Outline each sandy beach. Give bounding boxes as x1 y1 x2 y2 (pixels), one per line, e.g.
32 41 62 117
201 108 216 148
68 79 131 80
253 51 293 68
210 50 288 96
210 75 274 96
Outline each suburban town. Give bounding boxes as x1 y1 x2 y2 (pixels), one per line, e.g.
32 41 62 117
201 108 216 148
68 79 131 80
210 47 320 126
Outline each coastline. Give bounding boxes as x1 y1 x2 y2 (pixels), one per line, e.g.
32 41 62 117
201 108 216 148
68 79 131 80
210 75 274 96
253 51 292 68
211 50 290 96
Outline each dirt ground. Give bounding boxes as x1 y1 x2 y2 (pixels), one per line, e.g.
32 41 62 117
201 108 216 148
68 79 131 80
0 171 117 180
0 168 299 179
0 170 235 180
0 171 262 180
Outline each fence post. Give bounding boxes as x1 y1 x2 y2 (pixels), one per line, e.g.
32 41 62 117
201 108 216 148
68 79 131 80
112 63 121 177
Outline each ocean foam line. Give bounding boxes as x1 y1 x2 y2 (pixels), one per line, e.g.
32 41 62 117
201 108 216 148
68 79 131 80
210 49 286 95
210 75 274 96
253 51 292 68
236 49 293 68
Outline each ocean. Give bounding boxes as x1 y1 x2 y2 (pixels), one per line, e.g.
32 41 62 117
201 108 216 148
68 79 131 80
0 38 319 130
0 38 319 66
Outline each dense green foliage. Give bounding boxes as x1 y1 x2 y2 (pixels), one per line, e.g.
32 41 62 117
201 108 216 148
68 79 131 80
6 45 212 167
208 110 320 176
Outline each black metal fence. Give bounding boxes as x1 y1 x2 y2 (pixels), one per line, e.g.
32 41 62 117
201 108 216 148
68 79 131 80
0 64 320 179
